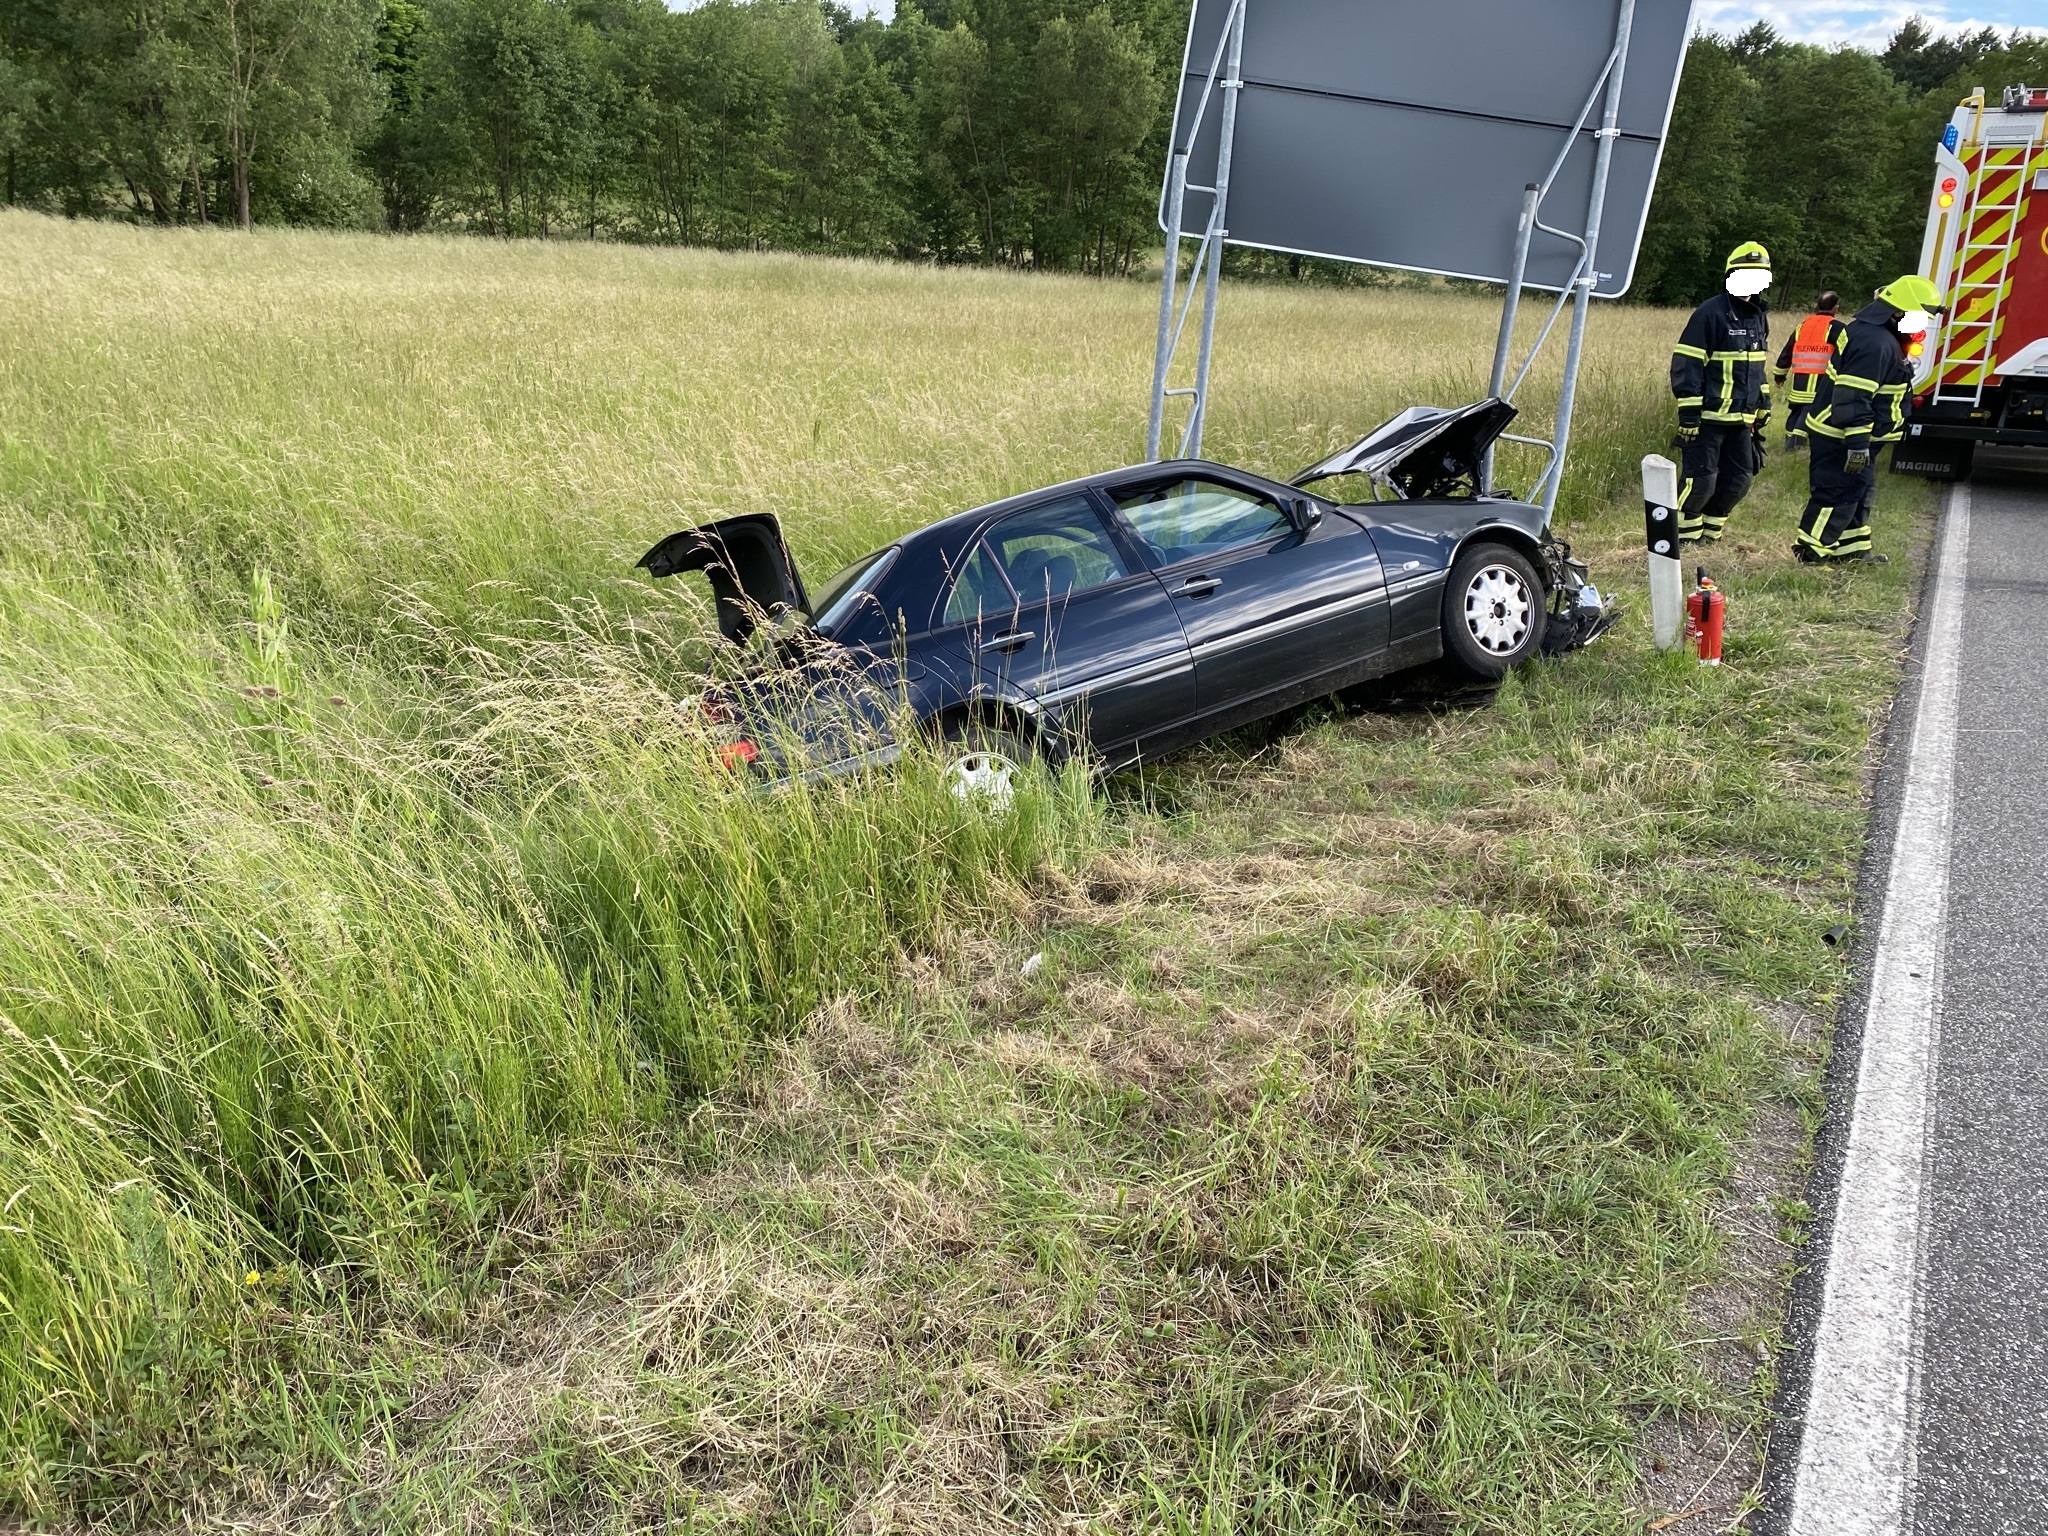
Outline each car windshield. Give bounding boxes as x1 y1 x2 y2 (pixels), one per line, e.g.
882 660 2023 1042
806 545 897 637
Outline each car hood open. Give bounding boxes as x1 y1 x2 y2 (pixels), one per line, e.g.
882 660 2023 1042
1291 398 1518 501
639 513 810 644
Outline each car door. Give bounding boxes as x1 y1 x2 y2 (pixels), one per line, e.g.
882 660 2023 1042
952 492 1196 759
1109 473 1389 718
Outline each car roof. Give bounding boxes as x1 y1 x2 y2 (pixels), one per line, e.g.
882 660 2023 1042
857 458 1310 634
906 458 1278 550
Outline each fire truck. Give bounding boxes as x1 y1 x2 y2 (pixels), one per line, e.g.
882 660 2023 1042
1895 84 2048 478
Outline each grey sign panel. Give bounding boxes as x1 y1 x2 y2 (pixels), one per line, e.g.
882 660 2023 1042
1162 0 1695 297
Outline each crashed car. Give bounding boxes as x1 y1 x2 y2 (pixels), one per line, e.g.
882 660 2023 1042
642 399 1614 795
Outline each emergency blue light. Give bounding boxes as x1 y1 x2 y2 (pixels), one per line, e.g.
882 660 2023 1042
1942 124 1959 151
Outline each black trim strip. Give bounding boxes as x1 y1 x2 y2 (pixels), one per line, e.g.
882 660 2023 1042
1178 73 1662 147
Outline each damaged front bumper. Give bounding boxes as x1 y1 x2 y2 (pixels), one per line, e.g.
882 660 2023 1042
1540 539 1620 657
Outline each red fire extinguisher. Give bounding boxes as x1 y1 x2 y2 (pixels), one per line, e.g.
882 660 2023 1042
1685 568 1725 666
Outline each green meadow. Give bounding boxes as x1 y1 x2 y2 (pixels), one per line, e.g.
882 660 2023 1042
0 213 1926 1531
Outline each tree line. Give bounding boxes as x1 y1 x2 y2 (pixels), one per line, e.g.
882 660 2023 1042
2 3 2045 294
1635 20 2048 309
1 0 1179 274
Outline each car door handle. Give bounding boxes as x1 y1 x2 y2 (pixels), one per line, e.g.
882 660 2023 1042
977 630 1034 655
1177 575 1222 598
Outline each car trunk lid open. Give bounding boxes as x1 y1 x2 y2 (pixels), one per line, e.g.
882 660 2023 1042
639 513 810 644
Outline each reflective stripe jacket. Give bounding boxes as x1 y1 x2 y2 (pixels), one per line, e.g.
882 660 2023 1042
1807 300 1912 446
1671 292 1772 426
1774 313 1845 405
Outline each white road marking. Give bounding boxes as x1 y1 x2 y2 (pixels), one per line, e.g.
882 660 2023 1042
1789 483 1971 1535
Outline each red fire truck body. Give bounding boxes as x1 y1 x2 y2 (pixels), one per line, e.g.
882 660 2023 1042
1897 84 2048 477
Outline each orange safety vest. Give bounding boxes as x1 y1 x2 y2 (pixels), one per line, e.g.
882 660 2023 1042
1789 312 1836 375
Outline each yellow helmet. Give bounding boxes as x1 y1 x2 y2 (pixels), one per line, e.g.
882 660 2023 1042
1725 240 1772 272
1876 274 1946 314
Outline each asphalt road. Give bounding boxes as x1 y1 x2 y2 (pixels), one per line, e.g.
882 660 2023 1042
1761 459 2048 1535
1914 465 2048 1532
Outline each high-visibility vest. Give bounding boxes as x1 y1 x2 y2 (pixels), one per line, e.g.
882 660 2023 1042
1789 312 1836 376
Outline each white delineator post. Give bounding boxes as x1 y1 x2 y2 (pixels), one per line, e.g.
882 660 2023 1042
1642 454 1683 650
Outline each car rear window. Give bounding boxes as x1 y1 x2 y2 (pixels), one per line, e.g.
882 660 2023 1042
809 546 897 638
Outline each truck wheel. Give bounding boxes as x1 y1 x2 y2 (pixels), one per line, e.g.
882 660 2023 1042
1441 541 1547 682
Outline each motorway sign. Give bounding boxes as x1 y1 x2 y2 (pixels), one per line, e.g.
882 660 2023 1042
1160 0 1696 296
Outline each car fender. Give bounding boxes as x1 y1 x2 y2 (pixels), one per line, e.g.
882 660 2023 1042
926 689 1070 765
1449 502 1552 576
1436 504 1616 656
1357 499 1536 645
899 627 1069 762
1360 499 1547 565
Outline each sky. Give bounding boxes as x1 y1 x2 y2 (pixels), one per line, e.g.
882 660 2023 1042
1691 1 2047 47
820 0 2047 48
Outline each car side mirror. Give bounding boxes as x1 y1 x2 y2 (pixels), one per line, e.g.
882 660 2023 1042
1288 495 1323 532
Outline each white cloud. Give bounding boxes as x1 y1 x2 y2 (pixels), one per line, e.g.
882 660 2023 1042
1695 0 2047 48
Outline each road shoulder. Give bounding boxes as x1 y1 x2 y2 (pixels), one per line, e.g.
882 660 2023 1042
1753 479 1966 1534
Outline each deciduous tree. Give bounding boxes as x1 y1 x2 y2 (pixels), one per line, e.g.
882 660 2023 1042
187 0 377 230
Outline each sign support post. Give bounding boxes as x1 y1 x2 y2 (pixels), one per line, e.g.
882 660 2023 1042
1184 0 1245 457
1144 152 1187 462
1146 0 1688 516
1481 182 1540 492
1145 0 1247 461
1536 0 1636 512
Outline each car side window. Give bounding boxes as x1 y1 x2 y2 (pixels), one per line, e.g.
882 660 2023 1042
985 495 1132 606
1116 479 1291 565
941 541 1014 627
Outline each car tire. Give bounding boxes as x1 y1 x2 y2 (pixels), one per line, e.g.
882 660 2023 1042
939 720 1035 809
1440 541 1546 682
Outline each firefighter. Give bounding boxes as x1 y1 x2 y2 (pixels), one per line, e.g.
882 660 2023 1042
1794 275 1945 565
1773 290 1842 449
1671 241 1774 545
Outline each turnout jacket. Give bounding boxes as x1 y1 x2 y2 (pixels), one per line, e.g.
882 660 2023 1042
1806 300 1913 446
1671 292 1772 427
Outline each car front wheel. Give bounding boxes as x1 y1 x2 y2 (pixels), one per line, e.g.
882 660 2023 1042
1441 541 1546 681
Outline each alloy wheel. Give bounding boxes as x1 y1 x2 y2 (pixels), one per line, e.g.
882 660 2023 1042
947 748 1017 808
1463 563 1532 656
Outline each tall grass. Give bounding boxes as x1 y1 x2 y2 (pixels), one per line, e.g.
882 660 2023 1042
0 557 1090 1501
0 211 1683 1515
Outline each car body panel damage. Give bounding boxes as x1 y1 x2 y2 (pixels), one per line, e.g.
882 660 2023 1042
1292 397 1520 502
640 405 1618 783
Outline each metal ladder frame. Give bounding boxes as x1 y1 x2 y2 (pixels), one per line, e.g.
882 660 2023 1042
1933 114 2045 409
1144 0 1247 463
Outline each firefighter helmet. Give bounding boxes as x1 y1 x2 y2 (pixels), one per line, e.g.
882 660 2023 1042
1724 240 1772 272
1876 274 1946 315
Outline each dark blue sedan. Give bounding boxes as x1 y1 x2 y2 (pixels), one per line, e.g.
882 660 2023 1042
641 400 1612 797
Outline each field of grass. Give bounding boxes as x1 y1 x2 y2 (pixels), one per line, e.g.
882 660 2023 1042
0 211 1930 1532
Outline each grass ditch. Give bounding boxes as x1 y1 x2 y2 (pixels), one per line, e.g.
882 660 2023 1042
0 212 1927 1530
0 569 1098 1510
